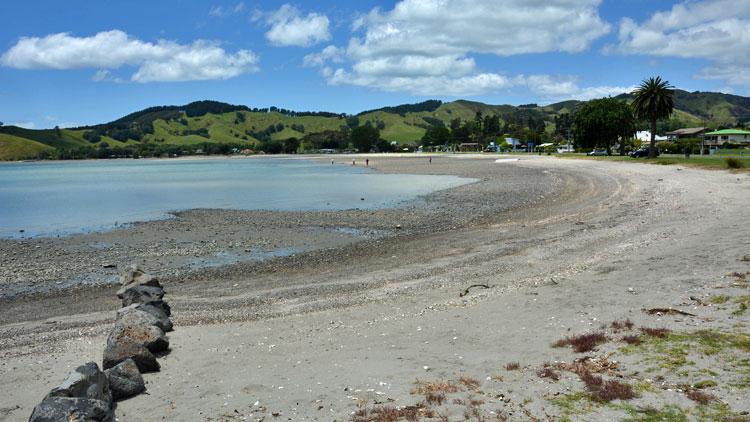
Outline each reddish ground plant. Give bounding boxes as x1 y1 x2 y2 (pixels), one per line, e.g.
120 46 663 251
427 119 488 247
640 327 671 338
686 389 717 405
424 392 445 406
537 364 561 381
411 380 459 395
352 404 433 422
553 332 609 353
621 335 642 345
504 362 520 371
610 319 635 331
458 376 481 390
578 370 637 403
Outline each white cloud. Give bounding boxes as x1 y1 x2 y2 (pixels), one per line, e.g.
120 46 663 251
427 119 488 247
525 75 634 101
0 30 259 83
209 2 246 17
615 0 750 87
303 45 344 67
264 4 330 47
329 69 517 96
307 0 611 96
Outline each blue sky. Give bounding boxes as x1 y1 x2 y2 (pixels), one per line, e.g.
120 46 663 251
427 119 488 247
1 0 748 129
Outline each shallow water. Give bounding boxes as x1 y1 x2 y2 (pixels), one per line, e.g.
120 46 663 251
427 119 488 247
0 157 470 238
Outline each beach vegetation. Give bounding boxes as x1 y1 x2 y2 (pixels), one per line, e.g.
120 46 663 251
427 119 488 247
553 332 609 352
631 76 675 158
572 97 635 155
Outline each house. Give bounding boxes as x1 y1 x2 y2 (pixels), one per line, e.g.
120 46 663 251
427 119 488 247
504 137 523 151
704 129 750 145
635 131 667 143
459 142 481 151
665 127 708 140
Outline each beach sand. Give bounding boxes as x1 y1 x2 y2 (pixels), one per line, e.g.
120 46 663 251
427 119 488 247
1 155 749 421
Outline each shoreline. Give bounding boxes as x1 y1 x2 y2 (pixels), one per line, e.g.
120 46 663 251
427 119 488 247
1 155 749 420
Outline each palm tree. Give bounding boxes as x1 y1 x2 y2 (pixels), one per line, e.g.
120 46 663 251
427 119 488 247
631 77 675 158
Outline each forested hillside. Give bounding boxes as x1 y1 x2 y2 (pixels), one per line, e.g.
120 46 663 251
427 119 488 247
2 90 749 160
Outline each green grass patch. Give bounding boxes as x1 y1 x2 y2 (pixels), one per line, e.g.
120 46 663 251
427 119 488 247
0 133 56 160
709 295 731 304
556 154 750 171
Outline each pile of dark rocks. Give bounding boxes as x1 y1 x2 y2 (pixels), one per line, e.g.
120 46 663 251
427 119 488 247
29 266 173 421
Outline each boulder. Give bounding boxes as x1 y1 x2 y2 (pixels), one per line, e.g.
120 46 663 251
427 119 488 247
105 359 145 400
117 284 164 306
118 264 162 289
46 362 112 402
29 397 114 422
117 305 172 332
29 362 114 422
108 322 169 353
103 341 160 373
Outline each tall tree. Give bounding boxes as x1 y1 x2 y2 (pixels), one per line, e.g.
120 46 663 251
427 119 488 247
572 98 635 155
631 76 675 158
349 122 380 152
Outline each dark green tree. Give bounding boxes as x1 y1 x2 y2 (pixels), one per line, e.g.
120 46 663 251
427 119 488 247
421 126 452 147
631 76 674 158
572 97 635 155
349 122 380 152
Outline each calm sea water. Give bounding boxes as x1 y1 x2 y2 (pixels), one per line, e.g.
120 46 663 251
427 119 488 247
0 157 470 238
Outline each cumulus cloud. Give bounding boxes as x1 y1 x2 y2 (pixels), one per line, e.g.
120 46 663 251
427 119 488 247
307 0 611 96
263 4 330 47
0 30 259 83
303 45 344 67
614 0 750 87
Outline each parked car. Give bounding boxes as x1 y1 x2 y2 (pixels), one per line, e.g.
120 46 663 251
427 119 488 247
587 149 608 156
629 147 659 158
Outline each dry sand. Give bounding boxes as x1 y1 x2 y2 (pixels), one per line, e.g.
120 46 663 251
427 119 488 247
1 155 749 421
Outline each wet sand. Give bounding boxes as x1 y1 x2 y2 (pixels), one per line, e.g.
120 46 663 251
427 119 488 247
1 155 749 421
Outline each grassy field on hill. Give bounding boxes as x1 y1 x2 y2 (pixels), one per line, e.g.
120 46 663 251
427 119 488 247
0 133 56 160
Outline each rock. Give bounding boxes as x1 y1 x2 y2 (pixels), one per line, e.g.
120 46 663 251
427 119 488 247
108 322 169 353
135 302 173 324
101 263 116 269
29 397 114 422
29 362 114 422
117 305 172 332
105 359 145 400
118 264 161 288
117 284 165 306
46 362 112 402
103 340 160 373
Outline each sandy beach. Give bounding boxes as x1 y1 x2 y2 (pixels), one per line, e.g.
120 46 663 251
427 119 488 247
1 155 749 421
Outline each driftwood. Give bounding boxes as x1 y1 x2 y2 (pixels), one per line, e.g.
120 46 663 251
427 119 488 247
460 284 491 297
642 307 696 317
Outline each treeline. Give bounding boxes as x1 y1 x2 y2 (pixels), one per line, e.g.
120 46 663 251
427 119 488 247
37 141 253 160
420 111 550 147
359 100 443 117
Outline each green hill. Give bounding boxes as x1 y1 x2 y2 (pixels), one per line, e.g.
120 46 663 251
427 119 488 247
0 133 56 160
2 90 749 160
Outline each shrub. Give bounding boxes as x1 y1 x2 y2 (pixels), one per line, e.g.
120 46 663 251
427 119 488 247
505 362 520 371
725 157 744 169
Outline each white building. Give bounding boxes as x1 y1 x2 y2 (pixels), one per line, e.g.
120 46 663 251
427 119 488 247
635 131 667 143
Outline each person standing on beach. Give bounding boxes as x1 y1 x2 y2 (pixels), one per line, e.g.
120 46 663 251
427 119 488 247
366 159 369 167
429 156 432 164
352 160 356 166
